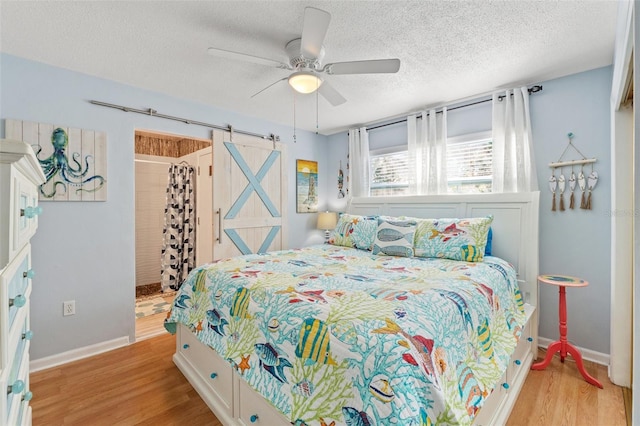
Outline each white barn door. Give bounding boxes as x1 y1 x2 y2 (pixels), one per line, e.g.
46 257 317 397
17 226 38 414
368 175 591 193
196 147 214 265
212 130 287 260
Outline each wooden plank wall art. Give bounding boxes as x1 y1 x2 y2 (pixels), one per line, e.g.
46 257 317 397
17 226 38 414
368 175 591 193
548 132 597 212
296 159 318 213
5 119 107 201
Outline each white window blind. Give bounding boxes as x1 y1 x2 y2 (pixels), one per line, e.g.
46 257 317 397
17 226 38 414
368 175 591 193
368 132 492 196
447 135 493 193
370 149 409 196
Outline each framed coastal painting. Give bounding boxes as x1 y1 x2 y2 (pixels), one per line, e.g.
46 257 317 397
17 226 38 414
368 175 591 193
5 118 107 201
296 159 318 213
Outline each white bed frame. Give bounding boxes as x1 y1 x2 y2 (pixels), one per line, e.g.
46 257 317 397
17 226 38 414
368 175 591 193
173 191 540 426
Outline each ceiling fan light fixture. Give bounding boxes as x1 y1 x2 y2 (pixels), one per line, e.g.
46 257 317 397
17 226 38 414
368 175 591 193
288 71 323 94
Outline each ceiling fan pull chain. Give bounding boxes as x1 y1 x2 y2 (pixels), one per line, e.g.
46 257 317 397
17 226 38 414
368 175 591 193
316 78 319 135
293 91 297 143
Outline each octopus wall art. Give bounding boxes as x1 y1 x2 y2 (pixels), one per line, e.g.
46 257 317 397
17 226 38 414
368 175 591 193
33 127 106 199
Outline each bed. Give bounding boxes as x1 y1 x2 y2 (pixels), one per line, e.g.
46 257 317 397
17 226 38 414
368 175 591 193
165 192 539 426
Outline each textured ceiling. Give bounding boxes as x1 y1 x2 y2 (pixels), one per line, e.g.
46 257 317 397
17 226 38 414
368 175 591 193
0 1 618 135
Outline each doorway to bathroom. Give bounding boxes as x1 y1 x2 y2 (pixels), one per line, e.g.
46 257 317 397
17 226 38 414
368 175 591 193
134 129 213 340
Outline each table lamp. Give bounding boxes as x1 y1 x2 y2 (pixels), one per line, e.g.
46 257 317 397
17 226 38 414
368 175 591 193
317 211 337 243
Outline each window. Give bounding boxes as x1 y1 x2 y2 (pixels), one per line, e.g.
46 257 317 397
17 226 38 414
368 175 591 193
370 148 410 196
368 132 492 196
446 132 493 193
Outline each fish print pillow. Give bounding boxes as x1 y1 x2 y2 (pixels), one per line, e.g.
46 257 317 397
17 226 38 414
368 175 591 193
372 216 416 257
413 216 493 262
328 214 378 251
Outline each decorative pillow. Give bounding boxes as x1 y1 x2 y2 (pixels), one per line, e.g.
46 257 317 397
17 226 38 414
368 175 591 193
485 227 493 256
412 216 493 262
328 214 378 250
372 217 416 257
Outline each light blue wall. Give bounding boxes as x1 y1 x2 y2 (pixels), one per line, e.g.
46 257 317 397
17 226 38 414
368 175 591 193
327 66 612 354
531 66 612 355
0 54 329 359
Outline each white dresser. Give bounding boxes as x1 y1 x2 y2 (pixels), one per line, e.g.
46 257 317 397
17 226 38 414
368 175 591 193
0 139 45 426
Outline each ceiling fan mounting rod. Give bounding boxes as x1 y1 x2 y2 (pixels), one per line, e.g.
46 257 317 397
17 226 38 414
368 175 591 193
286 38 324 70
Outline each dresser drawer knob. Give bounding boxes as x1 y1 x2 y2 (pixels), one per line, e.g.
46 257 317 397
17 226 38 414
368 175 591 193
183 344 189 349
527 337 533 342
21 206 42 218
9 294 27 308
250 414 259 423
210 372 218 379
23 330 34 341
502 382 510 390
8 380 25 395
23 269 35 279
514 359 521 366
22 391 33 402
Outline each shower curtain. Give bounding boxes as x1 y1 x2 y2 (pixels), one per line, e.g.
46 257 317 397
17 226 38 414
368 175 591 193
161 163 196 292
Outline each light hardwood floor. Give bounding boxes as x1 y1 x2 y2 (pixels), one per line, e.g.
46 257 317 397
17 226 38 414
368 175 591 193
508 348 627 425
135 295 175 340
31 332 221 426
31 336 627 425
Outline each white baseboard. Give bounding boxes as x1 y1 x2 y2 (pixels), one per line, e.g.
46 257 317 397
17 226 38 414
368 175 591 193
30 336 130 372
537 336 609 366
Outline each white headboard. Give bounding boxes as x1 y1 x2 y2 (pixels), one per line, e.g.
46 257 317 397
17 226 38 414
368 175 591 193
348 191 540 309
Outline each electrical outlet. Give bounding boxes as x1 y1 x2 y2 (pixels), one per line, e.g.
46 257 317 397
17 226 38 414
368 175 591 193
63 300 75 316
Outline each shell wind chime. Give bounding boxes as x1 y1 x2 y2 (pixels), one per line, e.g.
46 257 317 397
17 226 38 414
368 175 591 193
549 172 557 211
558 174 566 211
568 170 577 209
549 132 598 212
586 170 599 209
338 161 345 199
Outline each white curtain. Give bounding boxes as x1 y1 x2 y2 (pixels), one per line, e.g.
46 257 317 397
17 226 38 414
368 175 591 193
492 87 539 192
407 115 419 194
348 127 370 197
407 108 448 195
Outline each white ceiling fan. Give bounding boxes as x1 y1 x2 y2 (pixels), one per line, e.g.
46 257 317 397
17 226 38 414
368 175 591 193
207 7 401 106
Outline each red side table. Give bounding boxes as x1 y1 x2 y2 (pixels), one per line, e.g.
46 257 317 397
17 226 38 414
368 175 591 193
530 275 602 388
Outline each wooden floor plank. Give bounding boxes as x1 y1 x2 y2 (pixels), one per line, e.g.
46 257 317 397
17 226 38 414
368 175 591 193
507 348 626 426
31 333 221 426
31 336 627 425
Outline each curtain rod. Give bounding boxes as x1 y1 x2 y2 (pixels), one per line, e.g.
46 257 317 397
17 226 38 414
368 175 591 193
134 158 173 165
365 85 543 132
89 100 280 142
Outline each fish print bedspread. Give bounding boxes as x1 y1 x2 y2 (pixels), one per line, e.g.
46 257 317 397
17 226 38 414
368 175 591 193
166 245 526 426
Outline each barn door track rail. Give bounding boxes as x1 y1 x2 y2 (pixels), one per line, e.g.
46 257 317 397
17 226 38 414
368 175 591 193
89 100 280 142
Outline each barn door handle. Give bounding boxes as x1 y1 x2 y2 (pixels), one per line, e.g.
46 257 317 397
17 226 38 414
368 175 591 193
216 208 222 244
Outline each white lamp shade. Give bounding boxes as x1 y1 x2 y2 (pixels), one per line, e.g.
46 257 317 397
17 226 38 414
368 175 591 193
317 211 337 230
288 71 323 94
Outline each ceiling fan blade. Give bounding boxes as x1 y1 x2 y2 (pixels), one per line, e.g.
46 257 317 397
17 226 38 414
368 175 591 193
318 81 346 106
323 59 401 75
250 78 288 99
300 7 331 59
208 47 291 70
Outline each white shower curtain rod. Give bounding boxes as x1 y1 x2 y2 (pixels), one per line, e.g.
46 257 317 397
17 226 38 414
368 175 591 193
134 159 172 165
89 100 280 142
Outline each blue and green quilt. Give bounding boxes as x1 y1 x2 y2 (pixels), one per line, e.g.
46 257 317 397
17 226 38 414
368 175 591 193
166 245 525 425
